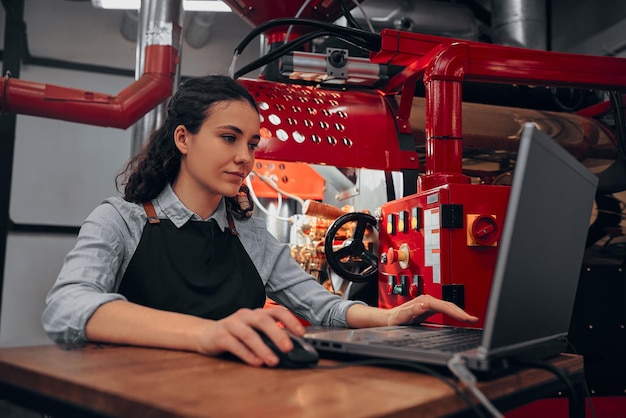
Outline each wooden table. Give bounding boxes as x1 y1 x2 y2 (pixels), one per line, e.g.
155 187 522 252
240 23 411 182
0 344 585 418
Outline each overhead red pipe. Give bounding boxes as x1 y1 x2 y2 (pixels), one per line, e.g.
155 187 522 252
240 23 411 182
372 29 626 191
0 44 178 129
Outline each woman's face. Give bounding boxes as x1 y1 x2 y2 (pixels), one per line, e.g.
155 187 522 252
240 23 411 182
175 100 260 200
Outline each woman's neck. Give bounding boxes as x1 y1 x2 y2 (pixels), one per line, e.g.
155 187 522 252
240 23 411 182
171 178 222 220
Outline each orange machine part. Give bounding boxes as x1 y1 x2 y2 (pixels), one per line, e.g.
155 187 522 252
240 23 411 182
250 159 325 200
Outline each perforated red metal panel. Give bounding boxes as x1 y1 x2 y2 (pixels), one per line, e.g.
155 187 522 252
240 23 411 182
238 78 419 171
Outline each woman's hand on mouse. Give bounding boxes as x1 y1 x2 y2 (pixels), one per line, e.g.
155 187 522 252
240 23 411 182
196 307 305 367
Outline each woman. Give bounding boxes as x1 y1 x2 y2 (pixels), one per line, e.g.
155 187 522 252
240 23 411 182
42 75 477 368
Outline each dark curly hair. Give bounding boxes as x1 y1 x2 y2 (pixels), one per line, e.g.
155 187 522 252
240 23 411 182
117 75 259 209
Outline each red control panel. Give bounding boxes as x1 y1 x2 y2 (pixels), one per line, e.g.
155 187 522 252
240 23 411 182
378 183 511 328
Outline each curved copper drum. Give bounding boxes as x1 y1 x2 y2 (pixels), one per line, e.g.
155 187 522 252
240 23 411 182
401 96 619 175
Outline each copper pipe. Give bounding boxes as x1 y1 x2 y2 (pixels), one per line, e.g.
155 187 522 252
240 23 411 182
303 200 346 220
402 96 618 163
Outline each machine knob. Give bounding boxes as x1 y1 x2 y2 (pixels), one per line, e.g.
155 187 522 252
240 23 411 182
469 215 499 246
386 247 405 264
409 275 422 298
386 244 410 269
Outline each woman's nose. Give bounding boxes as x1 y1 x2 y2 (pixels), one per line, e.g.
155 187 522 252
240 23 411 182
234 145 252 164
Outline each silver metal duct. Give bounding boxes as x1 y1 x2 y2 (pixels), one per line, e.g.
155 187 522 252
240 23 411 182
185 12 216 49
351 0 479 41
491 0 547 49
131 0 184 155
121 11 216 50
120 10 138 42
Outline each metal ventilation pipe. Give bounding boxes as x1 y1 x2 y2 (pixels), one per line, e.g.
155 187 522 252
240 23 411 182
121 10 139 42
185 12 216 49
491 0 547 50
131 0 184 154
351 0 479 40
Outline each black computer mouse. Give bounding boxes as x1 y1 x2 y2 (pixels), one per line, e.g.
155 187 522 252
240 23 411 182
257 330 319 369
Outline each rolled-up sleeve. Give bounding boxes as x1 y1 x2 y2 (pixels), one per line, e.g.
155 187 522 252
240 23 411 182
41 202 135 344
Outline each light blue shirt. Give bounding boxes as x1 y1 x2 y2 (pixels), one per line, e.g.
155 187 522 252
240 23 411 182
42 184 362 344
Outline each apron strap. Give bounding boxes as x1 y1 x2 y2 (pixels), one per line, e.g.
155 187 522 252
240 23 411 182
226 210 239 236
143 201 160 224
143 200 239 235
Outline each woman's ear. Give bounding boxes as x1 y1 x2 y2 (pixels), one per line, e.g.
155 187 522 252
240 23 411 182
174 125 189 155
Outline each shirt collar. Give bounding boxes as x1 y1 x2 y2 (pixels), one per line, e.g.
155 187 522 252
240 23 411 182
155 183 229 231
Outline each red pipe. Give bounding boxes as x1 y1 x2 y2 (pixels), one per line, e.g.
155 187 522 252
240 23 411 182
575 94 626 119
420 79 468 191
0 44 178 129
420 43 470 192
373 30 626 190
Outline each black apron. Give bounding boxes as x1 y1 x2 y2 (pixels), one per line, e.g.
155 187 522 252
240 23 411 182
118 202 266 320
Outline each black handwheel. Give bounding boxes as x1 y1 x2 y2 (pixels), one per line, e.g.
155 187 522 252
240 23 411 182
324 212 378 283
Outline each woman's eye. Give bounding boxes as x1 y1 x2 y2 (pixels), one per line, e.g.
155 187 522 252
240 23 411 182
222 135 236 143
249 142 260 150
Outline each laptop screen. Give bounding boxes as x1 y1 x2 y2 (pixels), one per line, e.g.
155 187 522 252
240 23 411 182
482 123 598 353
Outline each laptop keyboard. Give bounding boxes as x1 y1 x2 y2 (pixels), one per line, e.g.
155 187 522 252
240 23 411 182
370 327 483 353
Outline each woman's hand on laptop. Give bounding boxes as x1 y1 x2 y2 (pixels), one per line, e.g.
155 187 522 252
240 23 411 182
386 295 479 326
345 295 478 328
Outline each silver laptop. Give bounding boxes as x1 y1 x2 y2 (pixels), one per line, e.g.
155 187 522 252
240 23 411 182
304 123 599 372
